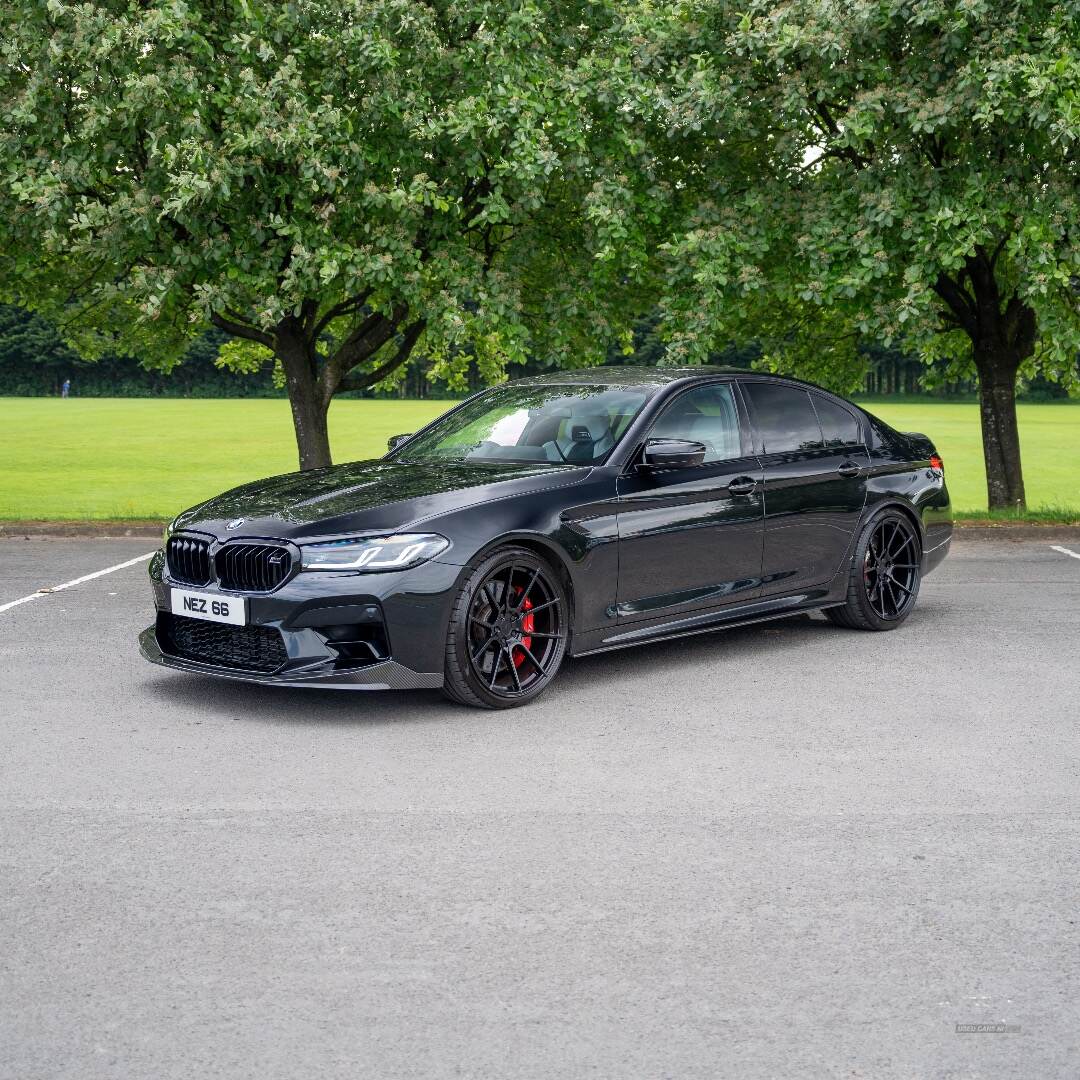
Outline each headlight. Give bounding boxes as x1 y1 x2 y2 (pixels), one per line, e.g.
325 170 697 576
300 533 450 572
163 517 179 545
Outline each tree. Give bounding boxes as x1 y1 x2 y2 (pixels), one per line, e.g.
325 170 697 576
0 1 669 469
0 305 280 396
659 0 1080 510
0 305 84 395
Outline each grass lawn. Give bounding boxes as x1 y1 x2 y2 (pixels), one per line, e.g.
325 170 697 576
860 399 1080 519
0 398 453 521
0 395 1077 521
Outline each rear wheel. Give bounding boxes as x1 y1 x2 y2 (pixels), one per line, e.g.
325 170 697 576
443 547 569 708
826 510 922 631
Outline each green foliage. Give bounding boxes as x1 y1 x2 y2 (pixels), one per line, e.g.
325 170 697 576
214 336 287 391
0 304 280 396
655 0 1080 392
1 301 747 397
0 305 84 393
0 0 675 406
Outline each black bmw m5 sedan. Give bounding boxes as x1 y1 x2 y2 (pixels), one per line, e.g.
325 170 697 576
141 367 952 708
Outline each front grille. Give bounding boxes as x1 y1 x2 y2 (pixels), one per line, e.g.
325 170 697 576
167 535 212 586
160 613 287 673
216 542 294 592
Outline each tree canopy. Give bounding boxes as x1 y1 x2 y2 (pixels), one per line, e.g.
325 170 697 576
0 0 674 468
4 0 1078 505
657 0 1080 509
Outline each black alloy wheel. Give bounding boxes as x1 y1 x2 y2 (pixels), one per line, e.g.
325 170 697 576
444 547 569 708
826 510 922 631
863 516 920 620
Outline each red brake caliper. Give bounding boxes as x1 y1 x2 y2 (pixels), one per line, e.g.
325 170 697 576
513 588 534 667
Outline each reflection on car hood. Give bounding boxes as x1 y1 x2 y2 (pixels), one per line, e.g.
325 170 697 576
173 459 582 539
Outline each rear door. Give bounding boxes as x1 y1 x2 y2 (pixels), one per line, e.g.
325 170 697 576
740 381 869 597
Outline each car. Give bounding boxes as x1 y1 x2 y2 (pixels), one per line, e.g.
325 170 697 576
140 367 952 708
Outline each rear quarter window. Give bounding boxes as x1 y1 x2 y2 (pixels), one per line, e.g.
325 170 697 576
864 411 909 454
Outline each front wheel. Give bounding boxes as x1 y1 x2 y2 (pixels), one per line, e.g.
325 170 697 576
443 547 569 708
826 510 922 631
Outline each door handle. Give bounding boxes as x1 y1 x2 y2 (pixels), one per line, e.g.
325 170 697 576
728 477 757 496
837 461 861 478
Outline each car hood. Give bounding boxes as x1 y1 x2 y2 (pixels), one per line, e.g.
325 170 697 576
172 459 584 540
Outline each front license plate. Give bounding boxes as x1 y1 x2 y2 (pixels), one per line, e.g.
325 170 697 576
171 588 246 626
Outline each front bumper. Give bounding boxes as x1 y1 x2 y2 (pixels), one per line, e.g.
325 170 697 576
139 627 442 690
141 549 459 691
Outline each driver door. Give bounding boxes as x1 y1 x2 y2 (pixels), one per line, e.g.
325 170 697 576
615 382 765 622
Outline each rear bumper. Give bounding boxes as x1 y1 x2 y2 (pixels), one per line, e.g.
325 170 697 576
139 626 443 690
922 529 952 576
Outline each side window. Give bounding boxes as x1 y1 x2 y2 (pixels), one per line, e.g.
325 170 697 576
743 383 823 455
813 395 862 448
647 383 742 463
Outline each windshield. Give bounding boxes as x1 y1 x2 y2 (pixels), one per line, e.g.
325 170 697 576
394 383 652 466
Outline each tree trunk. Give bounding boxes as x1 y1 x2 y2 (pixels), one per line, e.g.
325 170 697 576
212 302 425 472
933 255 1036 515
278 336 332 471
288 387 332 472
974 348 1026 512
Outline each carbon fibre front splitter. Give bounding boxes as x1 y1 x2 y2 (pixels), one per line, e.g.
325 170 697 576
139 627 443 691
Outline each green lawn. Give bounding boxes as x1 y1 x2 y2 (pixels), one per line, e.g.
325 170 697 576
860 399 1080 518
0 396 1077 520
0 398 453 520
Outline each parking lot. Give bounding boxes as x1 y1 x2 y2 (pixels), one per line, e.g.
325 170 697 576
2 533 1079 1079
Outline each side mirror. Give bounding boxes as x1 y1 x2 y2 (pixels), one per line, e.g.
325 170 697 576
387 433 413 452
640 438 707 470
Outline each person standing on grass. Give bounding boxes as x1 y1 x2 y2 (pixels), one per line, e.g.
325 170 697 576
61 378 70 398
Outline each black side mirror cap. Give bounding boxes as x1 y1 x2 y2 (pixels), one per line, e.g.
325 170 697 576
387 433 413 452
640 438 707 470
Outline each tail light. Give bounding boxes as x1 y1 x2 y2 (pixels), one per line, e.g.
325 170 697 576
929 454 943 473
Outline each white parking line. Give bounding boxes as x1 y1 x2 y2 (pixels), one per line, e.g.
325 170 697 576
1050 545 1080 561
0 552 156 615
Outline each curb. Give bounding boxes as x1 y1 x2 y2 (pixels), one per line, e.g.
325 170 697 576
954 522 1080 542
0 520 165 539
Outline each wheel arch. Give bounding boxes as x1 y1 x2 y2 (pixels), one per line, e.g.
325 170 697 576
456 533 579 642
861 496 926 550
837 498 926 587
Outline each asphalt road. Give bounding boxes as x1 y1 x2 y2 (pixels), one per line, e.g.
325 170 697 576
2 535 1079 1079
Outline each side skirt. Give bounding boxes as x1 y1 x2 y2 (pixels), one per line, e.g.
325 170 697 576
569 584 847 659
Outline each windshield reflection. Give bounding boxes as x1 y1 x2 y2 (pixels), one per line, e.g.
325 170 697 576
397 384 652 467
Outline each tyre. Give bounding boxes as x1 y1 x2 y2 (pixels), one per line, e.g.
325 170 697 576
443 546 569 708
825 510 922 631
